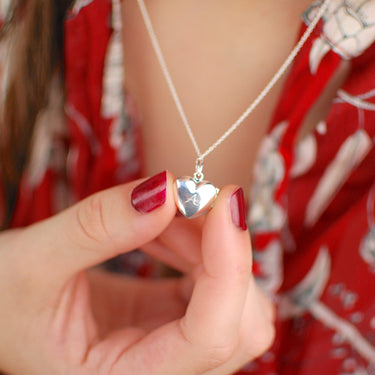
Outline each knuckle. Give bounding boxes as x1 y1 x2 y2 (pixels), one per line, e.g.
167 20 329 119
178 320 236 371
203 343 236 371
75 194 110 246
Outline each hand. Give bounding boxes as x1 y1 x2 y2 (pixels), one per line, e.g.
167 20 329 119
141 194 275 374
0 171 274 375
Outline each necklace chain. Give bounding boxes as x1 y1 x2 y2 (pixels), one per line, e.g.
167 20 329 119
136 0 331 163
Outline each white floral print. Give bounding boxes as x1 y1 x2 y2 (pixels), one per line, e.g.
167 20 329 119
305 0 375 73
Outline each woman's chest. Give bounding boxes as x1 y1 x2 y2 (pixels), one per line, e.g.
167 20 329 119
121 0 311 192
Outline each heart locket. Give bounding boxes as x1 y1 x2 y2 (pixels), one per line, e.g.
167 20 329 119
174 176 219 219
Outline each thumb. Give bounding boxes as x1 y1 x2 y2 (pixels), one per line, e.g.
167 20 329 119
17 171 176 282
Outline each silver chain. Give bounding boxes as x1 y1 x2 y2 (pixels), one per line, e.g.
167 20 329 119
136 0 331 162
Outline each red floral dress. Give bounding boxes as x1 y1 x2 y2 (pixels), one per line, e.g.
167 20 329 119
4 0 375 373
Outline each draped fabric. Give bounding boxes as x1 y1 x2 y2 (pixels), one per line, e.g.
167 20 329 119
3 0 375 372
245 1 375 373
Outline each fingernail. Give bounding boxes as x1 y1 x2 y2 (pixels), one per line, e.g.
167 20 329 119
131 171 167 213
230 188 247 231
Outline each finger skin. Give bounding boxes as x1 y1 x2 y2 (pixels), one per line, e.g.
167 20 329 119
12 172 177 285
141 240 191 273
204 278 276 375
109 185 253 375
157 216 203 267
182 185 252 358
140 214 204 273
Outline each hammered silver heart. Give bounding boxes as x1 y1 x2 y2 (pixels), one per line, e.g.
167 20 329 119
174 177 219 219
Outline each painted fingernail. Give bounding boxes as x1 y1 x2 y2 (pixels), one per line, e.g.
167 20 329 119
230 187 247 231
131 171 167 213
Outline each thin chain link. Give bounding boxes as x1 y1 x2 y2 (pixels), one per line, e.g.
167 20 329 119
136 0 331 161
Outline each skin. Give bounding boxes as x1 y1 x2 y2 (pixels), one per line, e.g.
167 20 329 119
122 0 315 191
0 174 274 374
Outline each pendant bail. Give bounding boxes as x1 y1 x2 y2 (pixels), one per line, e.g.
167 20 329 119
193 157 204 182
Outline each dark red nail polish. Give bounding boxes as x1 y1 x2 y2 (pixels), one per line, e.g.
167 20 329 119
230 188 247 231
131 171 167 213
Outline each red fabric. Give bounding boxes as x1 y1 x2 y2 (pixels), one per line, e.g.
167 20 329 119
248 25 375 375
64 0 134 199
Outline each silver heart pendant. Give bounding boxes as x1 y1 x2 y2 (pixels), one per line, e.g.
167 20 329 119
174 176 219 219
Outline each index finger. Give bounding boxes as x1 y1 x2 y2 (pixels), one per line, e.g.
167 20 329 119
12 172 177 284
